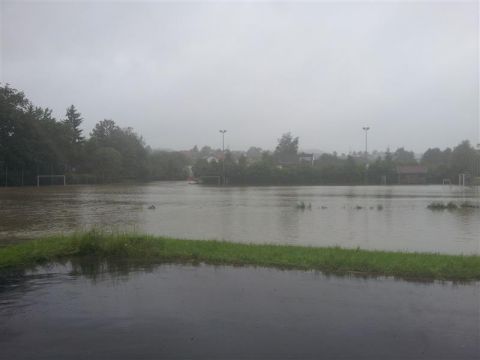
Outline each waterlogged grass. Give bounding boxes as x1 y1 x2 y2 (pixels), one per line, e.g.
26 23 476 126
1 232 479 281
427 201 480 210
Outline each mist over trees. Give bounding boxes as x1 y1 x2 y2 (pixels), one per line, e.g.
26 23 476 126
1 84 479 186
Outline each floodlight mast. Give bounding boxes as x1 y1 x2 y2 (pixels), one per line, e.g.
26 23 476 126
362 126 370 158
219 130 227 185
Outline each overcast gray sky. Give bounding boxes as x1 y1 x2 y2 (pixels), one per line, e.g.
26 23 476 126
1 0 479 153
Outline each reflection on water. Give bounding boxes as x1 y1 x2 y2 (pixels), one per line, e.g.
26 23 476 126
0 261 478 359
0 183 479 254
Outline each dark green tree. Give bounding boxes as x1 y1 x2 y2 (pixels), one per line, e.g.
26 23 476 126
62 105 85 171
90 119 119 142
88 120 148 180
93 147 122 182
274 132 299 165
246 146 263 162
450 140 478 176
63 105 84 144
393 147 417 165
148 150 189 180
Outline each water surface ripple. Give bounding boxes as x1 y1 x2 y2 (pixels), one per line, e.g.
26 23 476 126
0 263 478 359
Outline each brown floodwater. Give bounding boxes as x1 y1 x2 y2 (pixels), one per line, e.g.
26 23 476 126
0 182 479 254
1 183 479 358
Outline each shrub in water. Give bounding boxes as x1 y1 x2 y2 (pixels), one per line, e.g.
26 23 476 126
446 202 458 210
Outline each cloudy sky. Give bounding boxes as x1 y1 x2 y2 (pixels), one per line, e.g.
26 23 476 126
1 0 478 153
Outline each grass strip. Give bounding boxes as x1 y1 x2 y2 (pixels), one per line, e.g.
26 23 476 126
0 231 479 281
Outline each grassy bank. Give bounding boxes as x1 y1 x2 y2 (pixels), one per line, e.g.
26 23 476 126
0 232 479 281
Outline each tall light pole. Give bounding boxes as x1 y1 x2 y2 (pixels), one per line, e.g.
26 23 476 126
362 126 370 159
476 143 480 179
219 130 227 185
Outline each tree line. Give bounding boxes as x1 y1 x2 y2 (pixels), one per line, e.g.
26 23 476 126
193 133 480 185
1 84 479 186
0 84 188 186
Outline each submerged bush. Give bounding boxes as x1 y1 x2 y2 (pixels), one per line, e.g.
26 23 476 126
296 201 311 210
446 202 458 210
460 201 480 209
427 202 446 210
427 201 480 210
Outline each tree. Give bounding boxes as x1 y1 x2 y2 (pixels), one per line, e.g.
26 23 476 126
421 147 452 182
274 132 299 165
200 146 213 157
64 105 84 144
148 150 188 180
261 151 275 166
246 147 263 162
189 145 200 161
421 148 445 167
450 140 478 175
0 85 30 166
0 84 73 184
238 154 247 168
88 119 148 180
62 105 85 171
93 147 122 181
393 147 416 165
90 119 120 143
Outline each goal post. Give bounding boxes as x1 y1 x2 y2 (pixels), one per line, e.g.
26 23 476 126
200 175 222 185
37 175 66 187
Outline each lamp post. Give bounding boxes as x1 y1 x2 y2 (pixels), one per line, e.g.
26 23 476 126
362 126 370 185
362 126 370 159
219 130 227 185
476 143 480 180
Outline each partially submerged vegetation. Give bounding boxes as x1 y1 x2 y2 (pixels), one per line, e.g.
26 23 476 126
1 232 479 281
427 201 480 210
296 201 312 210
427 201 458 210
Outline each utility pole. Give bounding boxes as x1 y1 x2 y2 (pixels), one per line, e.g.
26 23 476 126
219 129 227 185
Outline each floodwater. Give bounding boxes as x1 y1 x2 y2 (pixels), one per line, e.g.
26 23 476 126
0 182 479 254
0 262 478 359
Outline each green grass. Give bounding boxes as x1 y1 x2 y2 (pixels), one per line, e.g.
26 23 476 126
0 231 479 281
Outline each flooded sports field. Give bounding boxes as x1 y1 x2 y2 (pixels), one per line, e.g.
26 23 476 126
1 183 479 359
0 183 479 254
1 262 478 359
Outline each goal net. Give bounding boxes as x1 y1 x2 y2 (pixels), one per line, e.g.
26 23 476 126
37 175 66 186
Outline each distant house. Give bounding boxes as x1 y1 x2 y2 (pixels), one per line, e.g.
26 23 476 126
206 156 219 163
298 153 315 166
396 165 427 184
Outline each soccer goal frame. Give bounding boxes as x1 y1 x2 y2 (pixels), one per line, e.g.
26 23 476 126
200 175 222 185
37 175 66 187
